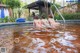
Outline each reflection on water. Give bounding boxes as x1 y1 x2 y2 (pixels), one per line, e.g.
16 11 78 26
26 32 77 53
0 25 80 53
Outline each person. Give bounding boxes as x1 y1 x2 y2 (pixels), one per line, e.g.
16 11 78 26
41 15 51 28
34 19 43 29
32 12 35 17
32 12 38 19
33 12 42 30
33 13 60 30
48 14 60 29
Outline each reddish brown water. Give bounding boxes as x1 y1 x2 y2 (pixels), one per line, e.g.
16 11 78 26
0 25 80 53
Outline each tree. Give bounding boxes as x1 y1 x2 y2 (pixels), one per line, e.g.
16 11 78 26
0 0 21 8
51 4 61 14
6 0 21 18
0 0 21 18
6 0 21 9
53 0 55 4
77 0 80 12
0 0 6 4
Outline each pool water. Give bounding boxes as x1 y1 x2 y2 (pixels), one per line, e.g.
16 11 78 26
0 24 80 53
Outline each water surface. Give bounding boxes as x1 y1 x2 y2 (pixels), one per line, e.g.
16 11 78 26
0 24 80 53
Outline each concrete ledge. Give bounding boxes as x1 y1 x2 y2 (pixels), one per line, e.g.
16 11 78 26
0 21 33 27
57 20 80 24
0 20 80 27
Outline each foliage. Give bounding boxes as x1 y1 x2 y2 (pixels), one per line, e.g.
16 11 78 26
54 13 80 20
27 16 33 21
8 17 17 22
0 0 21 8
51 4 61 14
0 0 6 4
6 0 21 9
6 0 21 18
53 0 55 3
0 16 9 23
0 16 17 23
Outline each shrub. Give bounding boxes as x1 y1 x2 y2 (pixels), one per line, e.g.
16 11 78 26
54 13 80 20
27 16 33 21
8 17 17 22
0 16 9 23
0 17 17 23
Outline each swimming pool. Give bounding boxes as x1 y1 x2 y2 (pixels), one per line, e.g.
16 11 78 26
0 23 80 53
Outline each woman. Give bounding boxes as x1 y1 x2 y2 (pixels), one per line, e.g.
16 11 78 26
48 14 60 28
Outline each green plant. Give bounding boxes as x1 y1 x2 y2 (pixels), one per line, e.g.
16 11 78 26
51 4 61 14
0 17 18 23
27 16 33 21
6 0 21 18
8 17 17 22
4 16 9 22
0 18 3 23
0 16 9 23
54 13 80 20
